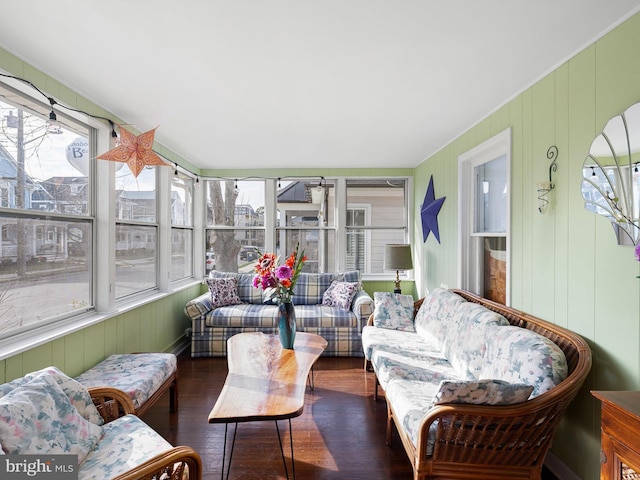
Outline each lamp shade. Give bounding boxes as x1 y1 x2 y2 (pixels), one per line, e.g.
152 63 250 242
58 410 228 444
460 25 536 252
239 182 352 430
384 244 413 271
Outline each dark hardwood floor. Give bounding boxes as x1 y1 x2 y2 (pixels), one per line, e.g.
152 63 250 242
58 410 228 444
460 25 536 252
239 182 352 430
142 350 560 480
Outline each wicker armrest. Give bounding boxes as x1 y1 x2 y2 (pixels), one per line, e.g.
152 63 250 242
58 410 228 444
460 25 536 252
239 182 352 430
414 393 574 466
88 386 136 422
112 445 203 480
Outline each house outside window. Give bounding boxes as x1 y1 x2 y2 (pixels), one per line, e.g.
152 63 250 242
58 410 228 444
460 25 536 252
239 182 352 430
115 165 157 298
346 179 409 276
0 87 92 338
277 179 335 273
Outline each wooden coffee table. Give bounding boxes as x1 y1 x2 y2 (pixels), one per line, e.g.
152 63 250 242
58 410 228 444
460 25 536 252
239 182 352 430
208 331 327 480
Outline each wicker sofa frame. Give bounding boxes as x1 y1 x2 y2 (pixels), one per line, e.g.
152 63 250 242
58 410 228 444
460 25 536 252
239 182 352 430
88 386 202 480
370 289 592 480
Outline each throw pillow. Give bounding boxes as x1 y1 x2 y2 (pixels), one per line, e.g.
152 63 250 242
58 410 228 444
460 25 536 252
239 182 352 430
373 292 415 331
207 277 243 308
0 367 103 426
413 288 465 348
433 379 533 405
43 367 104 426
0 374 102 462
322 281 360 310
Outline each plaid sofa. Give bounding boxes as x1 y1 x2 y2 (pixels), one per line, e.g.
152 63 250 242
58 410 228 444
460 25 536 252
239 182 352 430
185 270 373 357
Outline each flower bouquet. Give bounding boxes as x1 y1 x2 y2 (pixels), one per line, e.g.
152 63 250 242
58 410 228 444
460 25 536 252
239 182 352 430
252 243 307 304
252 243 307 348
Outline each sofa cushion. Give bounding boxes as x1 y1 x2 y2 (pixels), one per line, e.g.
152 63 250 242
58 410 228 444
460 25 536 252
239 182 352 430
363 325 459 390
291 272 337 305
206 303 358 328
207 277 243 308
442 302 510 380
372 349 459 391
0 366 103 426
75 353 177 411
373 292 415 331
385 378 533 454
0 374 102 462
363 325 442 360
78 414 173 479
479 325 568 397
322 281 360 310
433 379 533 405
384 378 442 450
414 288 465 349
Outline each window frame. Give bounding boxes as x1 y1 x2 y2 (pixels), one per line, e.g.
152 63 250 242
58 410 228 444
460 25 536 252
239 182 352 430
170 170 195 282
0 77 202 360
204 176 412 279
458 128 511 304
0 83 96 341
344 177 411 279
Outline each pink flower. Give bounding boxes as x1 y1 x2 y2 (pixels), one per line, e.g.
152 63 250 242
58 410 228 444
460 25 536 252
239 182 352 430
635 243 640 262
252 243 307 303
276 265 292 280
260 273 277 289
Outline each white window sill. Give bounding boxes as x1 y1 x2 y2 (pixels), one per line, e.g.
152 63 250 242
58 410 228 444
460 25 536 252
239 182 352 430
0 279 201 362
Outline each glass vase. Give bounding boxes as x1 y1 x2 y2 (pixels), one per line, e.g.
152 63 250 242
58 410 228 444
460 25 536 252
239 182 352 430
277 301 296 349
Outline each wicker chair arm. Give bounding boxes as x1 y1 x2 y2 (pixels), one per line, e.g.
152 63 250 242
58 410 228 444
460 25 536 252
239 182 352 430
88 386 136 422
415 399 566 466
111 445 203 480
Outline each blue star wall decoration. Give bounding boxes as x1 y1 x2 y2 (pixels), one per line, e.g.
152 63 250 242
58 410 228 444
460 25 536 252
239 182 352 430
421 175 446 243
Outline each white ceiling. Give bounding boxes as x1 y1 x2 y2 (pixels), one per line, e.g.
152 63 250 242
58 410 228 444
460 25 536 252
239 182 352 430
1 1 639 172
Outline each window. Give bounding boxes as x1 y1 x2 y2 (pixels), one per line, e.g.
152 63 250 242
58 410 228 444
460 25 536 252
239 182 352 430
205 177 411 277
170 171 193 281
346 179 409 276
0 85 92 338
205 179 265 273
277 179 335 273
458 128 511 304
115 165 157 298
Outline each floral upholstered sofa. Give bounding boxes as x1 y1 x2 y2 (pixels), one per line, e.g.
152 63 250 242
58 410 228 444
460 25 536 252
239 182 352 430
0 366 201 480
185 270 373 357
362 288 592 480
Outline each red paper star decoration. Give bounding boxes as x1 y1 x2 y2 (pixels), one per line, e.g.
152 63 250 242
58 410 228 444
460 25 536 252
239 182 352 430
97 125 166 177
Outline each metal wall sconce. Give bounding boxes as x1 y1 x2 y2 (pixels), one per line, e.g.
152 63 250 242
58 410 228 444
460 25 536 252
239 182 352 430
537 145 558 214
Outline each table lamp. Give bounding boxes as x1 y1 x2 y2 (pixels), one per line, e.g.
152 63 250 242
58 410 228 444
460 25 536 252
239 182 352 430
384 244 413 294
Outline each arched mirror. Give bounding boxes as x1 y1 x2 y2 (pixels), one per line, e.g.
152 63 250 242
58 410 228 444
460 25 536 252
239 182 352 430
581 102 640 246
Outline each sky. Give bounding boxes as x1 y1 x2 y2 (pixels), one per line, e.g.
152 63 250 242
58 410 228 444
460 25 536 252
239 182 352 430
1 101 158 191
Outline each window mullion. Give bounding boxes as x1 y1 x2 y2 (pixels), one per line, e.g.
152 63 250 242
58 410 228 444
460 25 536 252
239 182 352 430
157 166 171 292
94 129 115 313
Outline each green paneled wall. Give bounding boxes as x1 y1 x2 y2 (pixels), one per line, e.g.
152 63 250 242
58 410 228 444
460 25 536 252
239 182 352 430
414 12 640 480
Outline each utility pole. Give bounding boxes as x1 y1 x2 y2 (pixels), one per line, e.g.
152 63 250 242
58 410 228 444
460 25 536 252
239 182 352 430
15 109 26 277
